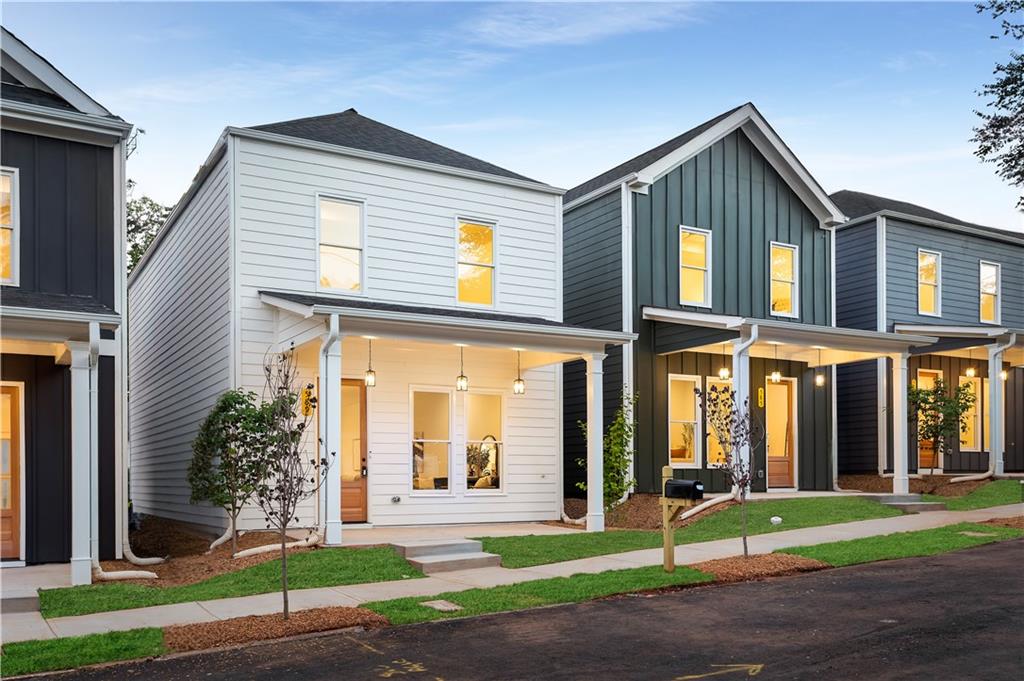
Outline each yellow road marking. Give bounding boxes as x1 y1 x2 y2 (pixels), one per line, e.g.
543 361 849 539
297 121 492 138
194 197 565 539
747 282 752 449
675 663 765 679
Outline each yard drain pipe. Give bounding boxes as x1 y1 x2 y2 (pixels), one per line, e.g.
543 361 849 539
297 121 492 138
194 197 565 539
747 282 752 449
950 333 1016 485
232 530 323 559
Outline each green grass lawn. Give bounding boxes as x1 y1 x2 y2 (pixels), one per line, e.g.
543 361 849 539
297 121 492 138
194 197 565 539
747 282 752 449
365 565 713 626
39 546 421 619
779 522 1023 567
0 628 165 677
924 480 1023 510
479 496 901 568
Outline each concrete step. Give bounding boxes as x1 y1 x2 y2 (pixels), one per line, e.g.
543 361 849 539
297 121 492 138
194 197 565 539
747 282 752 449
874 494 926 504
390 538 483 559
0 595 40 613
884 501 947 513
407 551 502 574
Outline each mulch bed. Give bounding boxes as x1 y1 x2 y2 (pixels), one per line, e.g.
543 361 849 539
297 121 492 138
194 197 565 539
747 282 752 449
560 494 735 531
690 553 827 583
839 474 989 497
163 606 387 652
982 516 1024 530
98 516 314 587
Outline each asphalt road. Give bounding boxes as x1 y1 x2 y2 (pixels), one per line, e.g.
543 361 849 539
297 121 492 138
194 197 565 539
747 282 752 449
39 539 1024 681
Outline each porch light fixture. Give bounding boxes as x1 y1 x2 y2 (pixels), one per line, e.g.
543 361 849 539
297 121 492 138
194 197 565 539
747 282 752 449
1000 369 1009 381
513 350 526 395
364 338 376 387
770 344 782 384
965 348 976 378
717 341 730 380
456 345 469 391
814 348 826 388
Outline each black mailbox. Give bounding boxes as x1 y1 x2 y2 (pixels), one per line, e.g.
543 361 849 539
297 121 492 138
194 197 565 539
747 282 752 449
664 479 704 501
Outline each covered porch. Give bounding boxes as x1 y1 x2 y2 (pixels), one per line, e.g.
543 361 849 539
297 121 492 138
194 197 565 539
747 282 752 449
260 292 633 542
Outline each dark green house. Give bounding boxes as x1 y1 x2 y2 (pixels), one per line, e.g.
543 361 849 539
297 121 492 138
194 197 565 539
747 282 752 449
562 104 933 496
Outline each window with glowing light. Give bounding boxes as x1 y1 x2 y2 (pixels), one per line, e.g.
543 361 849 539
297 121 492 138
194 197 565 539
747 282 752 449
458 220 494 306
704 377 731 465
0 168 18 285
679 227 711 307
412 390 451 491
917 250 940 316
980 261 1000 324
465 393 502 491
668 375 701 468
959 375 981 452
770 243 798 317
318 197 363 292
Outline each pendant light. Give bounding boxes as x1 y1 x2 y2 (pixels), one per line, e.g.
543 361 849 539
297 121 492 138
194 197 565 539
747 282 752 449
456 345 469 391
364 338 376 387
513 350 526 395
717 341 731 380
965 347 977 378
1000 369 1009 381
814 348 826 387
770 344 782 384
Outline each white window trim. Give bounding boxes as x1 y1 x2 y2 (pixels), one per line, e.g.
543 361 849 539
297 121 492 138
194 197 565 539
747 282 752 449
769 241 799 319
704 376 732 467
463 388 508 496
679 225 712 308
455 215 498 309
958 375 982 453
668 373 702 469
315 193 367 297
917 248 942 318
1 166 20 287
764 375 800 490
409 386 454 497
979 260 1001 325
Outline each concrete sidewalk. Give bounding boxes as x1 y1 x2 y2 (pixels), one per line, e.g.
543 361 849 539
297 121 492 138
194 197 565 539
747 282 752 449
4 502 1020 645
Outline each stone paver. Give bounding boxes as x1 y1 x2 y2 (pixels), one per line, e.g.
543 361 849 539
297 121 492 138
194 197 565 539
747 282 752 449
17 501 1020 645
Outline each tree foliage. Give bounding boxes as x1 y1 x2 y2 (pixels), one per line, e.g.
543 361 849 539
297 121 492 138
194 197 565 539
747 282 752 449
188 389 265 555
974 1 1024 208
907 378 977 475
576 392 637 512
126 180 171 272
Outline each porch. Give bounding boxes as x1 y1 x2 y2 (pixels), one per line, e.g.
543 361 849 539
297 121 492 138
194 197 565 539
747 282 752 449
260 292 633 541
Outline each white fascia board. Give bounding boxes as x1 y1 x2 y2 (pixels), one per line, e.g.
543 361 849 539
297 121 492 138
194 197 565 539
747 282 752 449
892 324 1022 338
259 293 316 318
0 101 131 143
840 210 1024 247
642 307 743 329
1 306 121 328
226 127 565 197
563 173 639 212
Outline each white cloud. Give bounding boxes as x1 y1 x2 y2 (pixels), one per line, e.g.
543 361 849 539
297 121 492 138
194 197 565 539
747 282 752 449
461 2 697 48
882 50 941 72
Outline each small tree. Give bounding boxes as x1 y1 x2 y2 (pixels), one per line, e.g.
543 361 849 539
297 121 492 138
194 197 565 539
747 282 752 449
188 389 265 555
908 378 977 477
126 181 172 272
695 385 765 557
252 347 333 618
576 392 637 511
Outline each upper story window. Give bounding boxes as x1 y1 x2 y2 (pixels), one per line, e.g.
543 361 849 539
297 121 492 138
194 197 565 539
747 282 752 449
769 242 798 318
457 220 494 306
979 261 1001 324
679 226 711 307
917 249 941 317
1 168 19 286
318 196 363 292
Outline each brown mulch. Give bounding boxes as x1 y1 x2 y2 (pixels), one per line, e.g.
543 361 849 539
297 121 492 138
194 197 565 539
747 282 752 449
559 494 735 531
163 606 388 653
839 474 990 497
99 516 314 587
981 516 1024 530
691 553 828 583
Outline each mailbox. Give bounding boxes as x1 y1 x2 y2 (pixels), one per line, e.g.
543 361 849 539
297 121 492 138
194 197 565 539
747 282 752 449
664 479 704 501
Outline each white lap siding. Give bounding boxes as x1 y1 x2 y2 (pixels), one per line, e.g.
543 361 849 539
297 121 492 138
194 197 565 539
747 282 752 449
128 154 233 531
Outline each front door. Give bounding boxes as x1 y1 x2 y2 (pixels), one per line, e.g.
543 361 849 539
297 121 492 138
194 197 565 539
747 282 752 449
916 369 942 471
765 379 796 488
1 385 22 560
341 379 368 523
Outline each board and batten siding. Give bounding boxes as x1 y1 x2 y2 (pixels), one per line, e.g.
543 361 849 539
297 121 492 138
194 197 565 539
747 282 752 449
561 190 623 496
884 218 1024 330
128 153 233 531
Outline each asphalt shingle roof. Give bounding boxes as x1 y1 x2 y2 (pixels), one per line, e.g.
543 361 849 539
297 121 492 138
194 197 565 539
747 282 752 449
830 190 1021 240
1 81 75 111
249 109 538 184
0 289 118 316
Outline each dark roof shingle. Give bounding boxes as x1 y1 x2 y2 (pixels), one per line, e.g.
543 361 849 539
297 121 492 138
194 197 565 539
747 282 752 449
830 190 1021 240
0 289 118 316
1 81 75 111
248 109 538 183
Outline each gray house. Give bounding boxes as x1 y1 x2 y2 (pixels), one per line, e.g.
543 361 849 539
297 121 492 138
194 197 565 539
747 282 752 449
834 191 1024 479
562 104 933 496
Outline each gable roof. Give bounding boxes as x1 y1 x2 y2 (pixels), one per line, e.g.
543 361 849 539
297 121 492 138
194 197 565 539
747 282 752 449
248 108 538 184
830 190 1022 242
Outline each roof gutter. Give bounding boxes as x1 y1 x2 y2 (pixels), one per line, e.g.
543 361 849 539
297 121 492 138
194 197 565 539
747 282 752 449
0 99 132 137
837 210 1024 246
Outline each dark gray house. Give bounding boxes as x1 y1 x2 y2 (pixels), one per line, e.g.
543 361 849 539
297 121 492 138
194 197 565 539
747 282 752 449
562 104 932 497
834 191 1024 480
0 28 132 583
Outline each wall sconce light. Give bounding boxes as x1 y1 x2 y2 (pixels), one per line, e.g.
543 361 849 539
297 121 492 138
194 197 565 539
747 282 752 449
364 338 376 387
456 345 469 391
513 350 526 395
1000 369 1009 381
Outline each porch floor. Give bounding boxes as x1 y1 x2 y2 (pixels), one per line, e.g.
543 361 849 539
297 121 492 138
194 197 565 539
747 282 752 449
340 522 577 547
1 563 72 600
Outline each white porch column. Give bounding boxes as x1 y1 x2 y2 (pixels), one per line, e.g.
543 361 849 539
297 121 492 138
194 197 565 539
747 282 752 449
322 316 343 545
891 352 910 495
731 334 753 473
67 342 94 585
988 346 1006 476
585 353 606 532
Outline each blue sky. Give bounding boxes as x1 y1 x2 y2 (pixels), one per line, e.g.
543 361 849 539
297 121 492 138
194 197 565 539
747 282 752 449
6 2 1021 230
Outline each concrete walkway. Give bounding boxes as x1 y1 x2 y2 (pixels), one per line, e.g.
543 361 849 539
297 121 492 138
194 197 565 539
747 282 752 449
3 502 1020 645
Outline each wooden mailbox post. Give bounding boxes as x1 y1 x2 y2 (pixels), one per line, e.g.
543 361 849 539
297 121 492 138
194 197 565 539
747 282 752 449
661 466 696 572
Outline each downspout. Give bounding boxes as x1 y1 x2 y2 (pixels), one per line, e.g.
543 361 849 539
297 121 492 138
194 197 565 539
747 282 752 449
950 333 1017 484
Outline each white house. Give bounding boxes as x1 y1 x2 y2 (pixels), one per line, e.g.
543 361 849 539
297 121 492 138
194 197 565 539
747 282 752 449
128 109 631 542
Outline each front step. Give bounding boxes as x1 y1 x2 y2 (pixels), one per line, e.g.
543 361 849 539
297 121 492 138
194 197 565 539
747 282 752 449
1 595 40 613
391 538 484 558
407 551 502 574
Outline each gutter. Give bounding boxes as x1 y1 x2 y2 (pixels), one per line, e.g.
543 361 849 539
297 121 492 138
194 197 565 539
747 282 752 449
0 99 133 137
837 210 1024 247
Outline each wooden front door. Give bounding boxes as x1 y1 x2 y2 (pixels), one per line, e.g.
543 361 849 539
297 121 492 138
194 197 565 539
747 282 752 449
1 385 22 560
340 379 368 523
916 370 942 470
765 379 796 488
